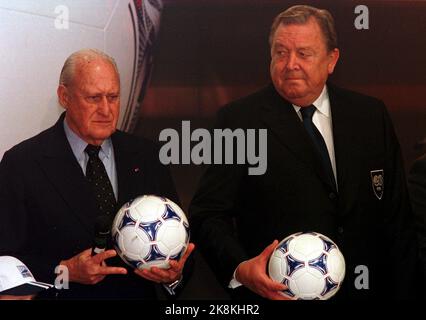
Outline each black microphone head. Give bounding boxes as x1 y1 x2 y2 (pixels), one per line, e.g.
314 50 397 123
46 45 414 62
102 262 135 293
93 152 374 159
92 216 112 255
95 215 111 235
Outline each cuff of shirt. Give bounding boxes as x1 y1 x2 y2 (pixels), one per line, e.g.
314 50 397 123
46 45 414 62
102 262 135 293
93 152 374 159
228 262 244 289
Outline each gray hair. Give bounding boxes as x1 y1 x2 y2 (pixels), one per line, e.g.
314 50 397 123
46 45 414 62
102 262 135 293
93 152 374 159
269 5 338 52
59 49 120 86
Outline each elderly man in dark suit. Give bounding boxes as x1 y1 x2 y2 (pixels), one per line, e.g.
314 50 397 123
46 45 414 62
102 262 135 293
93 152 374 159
189 5 417 300
0 49 194 299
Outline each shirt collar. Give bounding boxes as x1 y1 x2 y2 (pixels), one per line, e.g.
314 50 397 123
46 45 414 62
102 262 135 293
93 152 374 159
292 85 331 118
63 119 113 161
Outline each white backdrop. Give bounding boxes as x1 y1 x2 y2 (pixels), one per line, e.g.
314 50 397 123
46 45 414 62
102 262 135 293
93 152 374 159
0 0 162 157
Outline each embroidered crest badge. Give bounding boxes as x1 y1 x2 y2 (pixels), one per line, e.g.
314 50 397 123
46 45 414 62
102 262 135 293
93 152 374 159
370 170 384 200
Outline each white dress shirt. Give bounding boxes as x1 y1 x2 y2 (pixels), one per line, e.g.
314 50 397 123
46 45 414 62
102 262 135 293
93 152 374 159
292 85 337 183
63 119 118 200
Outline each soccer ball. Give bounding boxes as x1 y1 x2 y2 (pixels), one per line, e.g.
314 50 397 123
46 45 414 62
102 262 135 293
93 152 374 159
0 0 162 156
111 195 190 270
268 232 345 300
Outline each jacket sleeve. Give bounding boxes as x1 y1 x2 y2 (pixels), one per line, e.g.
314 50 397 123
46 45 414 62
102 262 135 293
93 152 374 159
382 106 419 299
407 155 426 295
189 108 250 288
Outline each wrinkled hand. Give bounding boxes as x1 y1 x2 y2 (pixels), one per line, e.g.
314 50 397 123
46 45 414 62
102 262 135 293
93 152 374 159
60 249 127 285
235 240 291 300
135 243 195 284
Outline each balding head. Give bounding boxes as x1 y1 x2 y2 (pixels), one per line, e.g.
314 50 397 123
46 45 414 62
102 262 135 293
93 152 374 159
59 49 120 87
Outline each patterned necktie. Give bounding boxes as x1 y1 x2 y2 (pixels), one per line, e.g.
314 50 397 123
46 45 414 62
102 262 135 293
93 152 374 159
85 144 117 217
300 105 336 188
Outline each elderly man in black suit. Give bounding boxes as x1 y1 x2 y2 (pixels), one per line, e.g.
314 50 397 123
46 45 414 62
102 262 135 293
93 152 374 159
190 5 417 300
0 49 194 299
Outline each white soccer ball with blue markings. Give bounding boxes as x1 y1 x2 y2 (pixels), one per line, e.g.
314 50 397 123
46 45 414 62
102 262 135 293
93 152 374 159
112 195 190 270
268 232 345 300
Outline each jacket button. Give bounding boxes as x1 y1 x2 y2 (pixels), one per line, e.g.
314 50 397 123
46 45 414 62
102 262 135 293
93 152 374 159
337 226 344 234
329 192 337 200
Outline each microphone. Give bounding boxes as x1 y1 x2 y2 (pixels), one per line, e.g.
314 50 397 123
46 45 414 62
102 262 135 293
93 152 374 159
92 215 111 256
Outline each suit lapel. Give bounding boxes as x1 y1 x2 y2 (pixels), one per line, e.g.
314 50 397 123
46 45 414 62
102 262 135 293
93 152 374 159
328 84 361 207
37 115 97 236
261 85 337 191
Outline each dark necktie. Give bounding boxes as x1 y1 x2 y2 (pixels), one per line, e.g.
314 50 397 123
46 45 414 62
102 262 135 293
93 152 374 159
85 144 117 217
300 105 336 188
